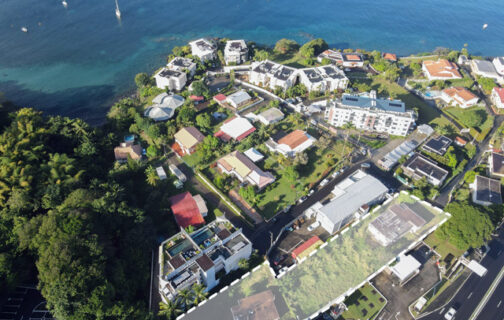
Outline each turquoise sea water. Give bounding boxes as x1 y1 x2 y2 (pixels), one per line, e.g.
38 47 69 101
0 0 503 124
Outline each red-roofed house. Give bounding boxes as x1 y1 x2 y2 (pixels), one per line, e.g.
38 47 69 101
383 53 397 62
291 236 323 262
213 94 227 104
491 87 504 109
189 95 205 104
265 130 316 157
214 116 256 142
441 87 479 108
455 136 467 147
422 59 462 80
169 192 207 229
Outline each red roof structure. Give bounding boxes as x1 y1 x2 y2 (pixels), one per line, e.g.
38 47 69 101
383 53 397 61
190 95 204 102
169 192 205 229
291 235 322 260
455 136 467 146
494 87 504 103
213 94 227 102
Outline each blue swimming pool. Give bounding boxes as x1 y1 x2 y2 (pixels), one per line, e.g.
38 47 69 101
167 239 193 257
191 228 214 246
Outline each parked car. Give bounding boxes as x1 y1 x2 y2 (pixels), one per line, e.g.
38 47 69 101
283 205 292 213
298 196 307 204
320 178 330 187
309 189 315 196
307 221 320 232
444 307 456 320
361 162 371 168
331 171 340 178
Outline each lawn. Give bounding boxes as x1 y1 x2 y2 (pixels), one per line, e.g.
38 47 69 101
369 77 441 124
424 232 464 261
443 106 489 129
429 116 458 135
341 283 386 320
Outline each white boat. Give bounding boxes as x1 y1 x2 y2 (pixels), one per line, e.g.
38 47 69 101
62 0 68 8
115 0 121 18
21 27 28 33
483 23 488 30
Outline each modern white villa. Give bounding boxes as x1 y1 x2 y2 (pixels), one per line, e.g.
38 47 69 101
470 59 502 82
249 60 297 91
224 40 249 65
297 65 348 92
158 220 252 303
325 91 416 136
167 57 197 78
154 68 187 91
189 38 217 62
440 87 479 108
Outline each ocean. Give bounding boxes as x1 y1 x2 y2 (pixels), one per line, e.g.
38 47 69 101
0 0 503 124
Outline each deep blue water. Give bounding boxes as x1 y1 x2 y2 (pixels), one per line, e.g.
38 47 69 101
0 0 503 124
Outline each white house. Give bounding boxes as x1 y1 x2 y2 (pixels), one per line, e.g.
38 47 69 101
214 116 256 142
189 38 217 62
158 220 252 303
422 59 462 80
493 57 504 75
167 57 197 78
325 91 415 136
257 107 284 125
307 170 388 234
440 87 479 108
226 90 252 109
470 59 501 81
144 93 185 121
249 60 297 91
265 130 316 158
224 40 248 65
470 175 502 206
491 87 504 109
298 65 348 92
217 151 275 190
154 68 187 91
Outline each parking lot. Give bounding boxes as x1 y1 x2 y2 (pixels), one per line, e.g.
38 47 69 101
268 216 330 271
371 245 440 320
0 287 54 320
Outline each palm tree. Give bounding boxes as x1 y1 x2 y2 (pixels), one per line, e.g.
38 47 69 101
191 283 208 305
145 165 159 186
238 258 249 270
177 288 194 310
158 300 182 320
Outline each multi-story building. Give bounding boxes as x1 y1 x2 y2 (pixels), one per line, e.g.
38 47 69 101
325 91 416 136
189 38 217 62
297 65 348 92
470 59 502 81
154 68 187 91
224 40 248 65
158 220 252 303
493 57 504 75
249 60 297 91
401 153 448 187
167 57 197 78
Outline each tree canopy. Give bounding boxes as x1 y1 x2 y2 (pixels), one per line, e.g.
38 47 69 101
299 39 328 58
274 39 299 55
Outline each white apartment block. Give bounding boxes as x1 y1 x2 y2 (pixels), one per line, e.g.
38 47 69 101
249 60 297 91
158 220 252 303
189 38 217 62
493 57 504 75
224 40 249 65
491 87 504 109
298 65 349 92
325 91 415 136
154 68 187 91
167 57 197 78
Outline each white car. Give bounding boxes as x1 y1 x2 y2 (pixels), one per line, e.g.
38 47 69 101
444 307 456 320
307 221 320 232
331 171 340 178
320 178 330 187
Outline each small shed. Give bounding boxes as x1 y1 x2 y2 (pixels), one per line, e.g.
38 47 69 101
156 166 167 180
244 148 264 163
390 255 421 285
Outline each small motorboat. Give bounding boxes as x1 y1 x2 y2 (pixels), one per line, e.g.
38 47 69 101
482 23 488 30
21 27 28 33
62 0 68 8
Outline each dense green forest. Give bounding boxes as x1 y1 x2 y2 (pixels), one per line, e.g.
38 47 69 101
0 103 171 319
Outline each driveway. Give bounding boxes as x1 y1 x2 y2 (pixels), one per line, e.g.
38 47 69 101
372 245 441 320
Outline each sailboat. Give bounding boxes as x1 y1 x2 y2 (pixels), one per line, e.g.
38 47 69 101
115 0 121 19
62 0 68 8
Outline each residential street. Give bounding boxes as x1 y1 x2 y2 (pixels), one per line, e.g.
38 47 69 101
419 228 504 320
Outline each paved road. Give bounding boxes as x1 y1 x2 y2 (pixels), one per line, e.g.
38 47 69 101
419 228 504 320
477 273 504 320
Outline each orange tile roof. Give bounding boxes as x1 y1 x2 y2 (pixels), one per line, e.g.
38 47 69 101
423 59 462 79
277 130 310 150
345 54 361 61
291 236 323 259
455 137 467 145
493 87 504 102
443 87 477 103
383 53 397 61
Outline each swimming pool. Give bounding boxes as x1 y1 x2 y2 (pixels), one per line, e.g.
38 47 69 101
167 239 194 257
191 228 214 246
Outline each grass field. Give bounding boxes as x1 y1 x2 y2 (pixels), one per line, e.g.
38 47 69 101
341 283 386 320
443 106 490 129
424 232 464 261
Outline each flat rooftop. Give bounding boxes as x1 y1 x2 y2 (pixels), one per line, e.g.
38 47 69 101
422 135 452 155
403 153 448 182
474 175 502 204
